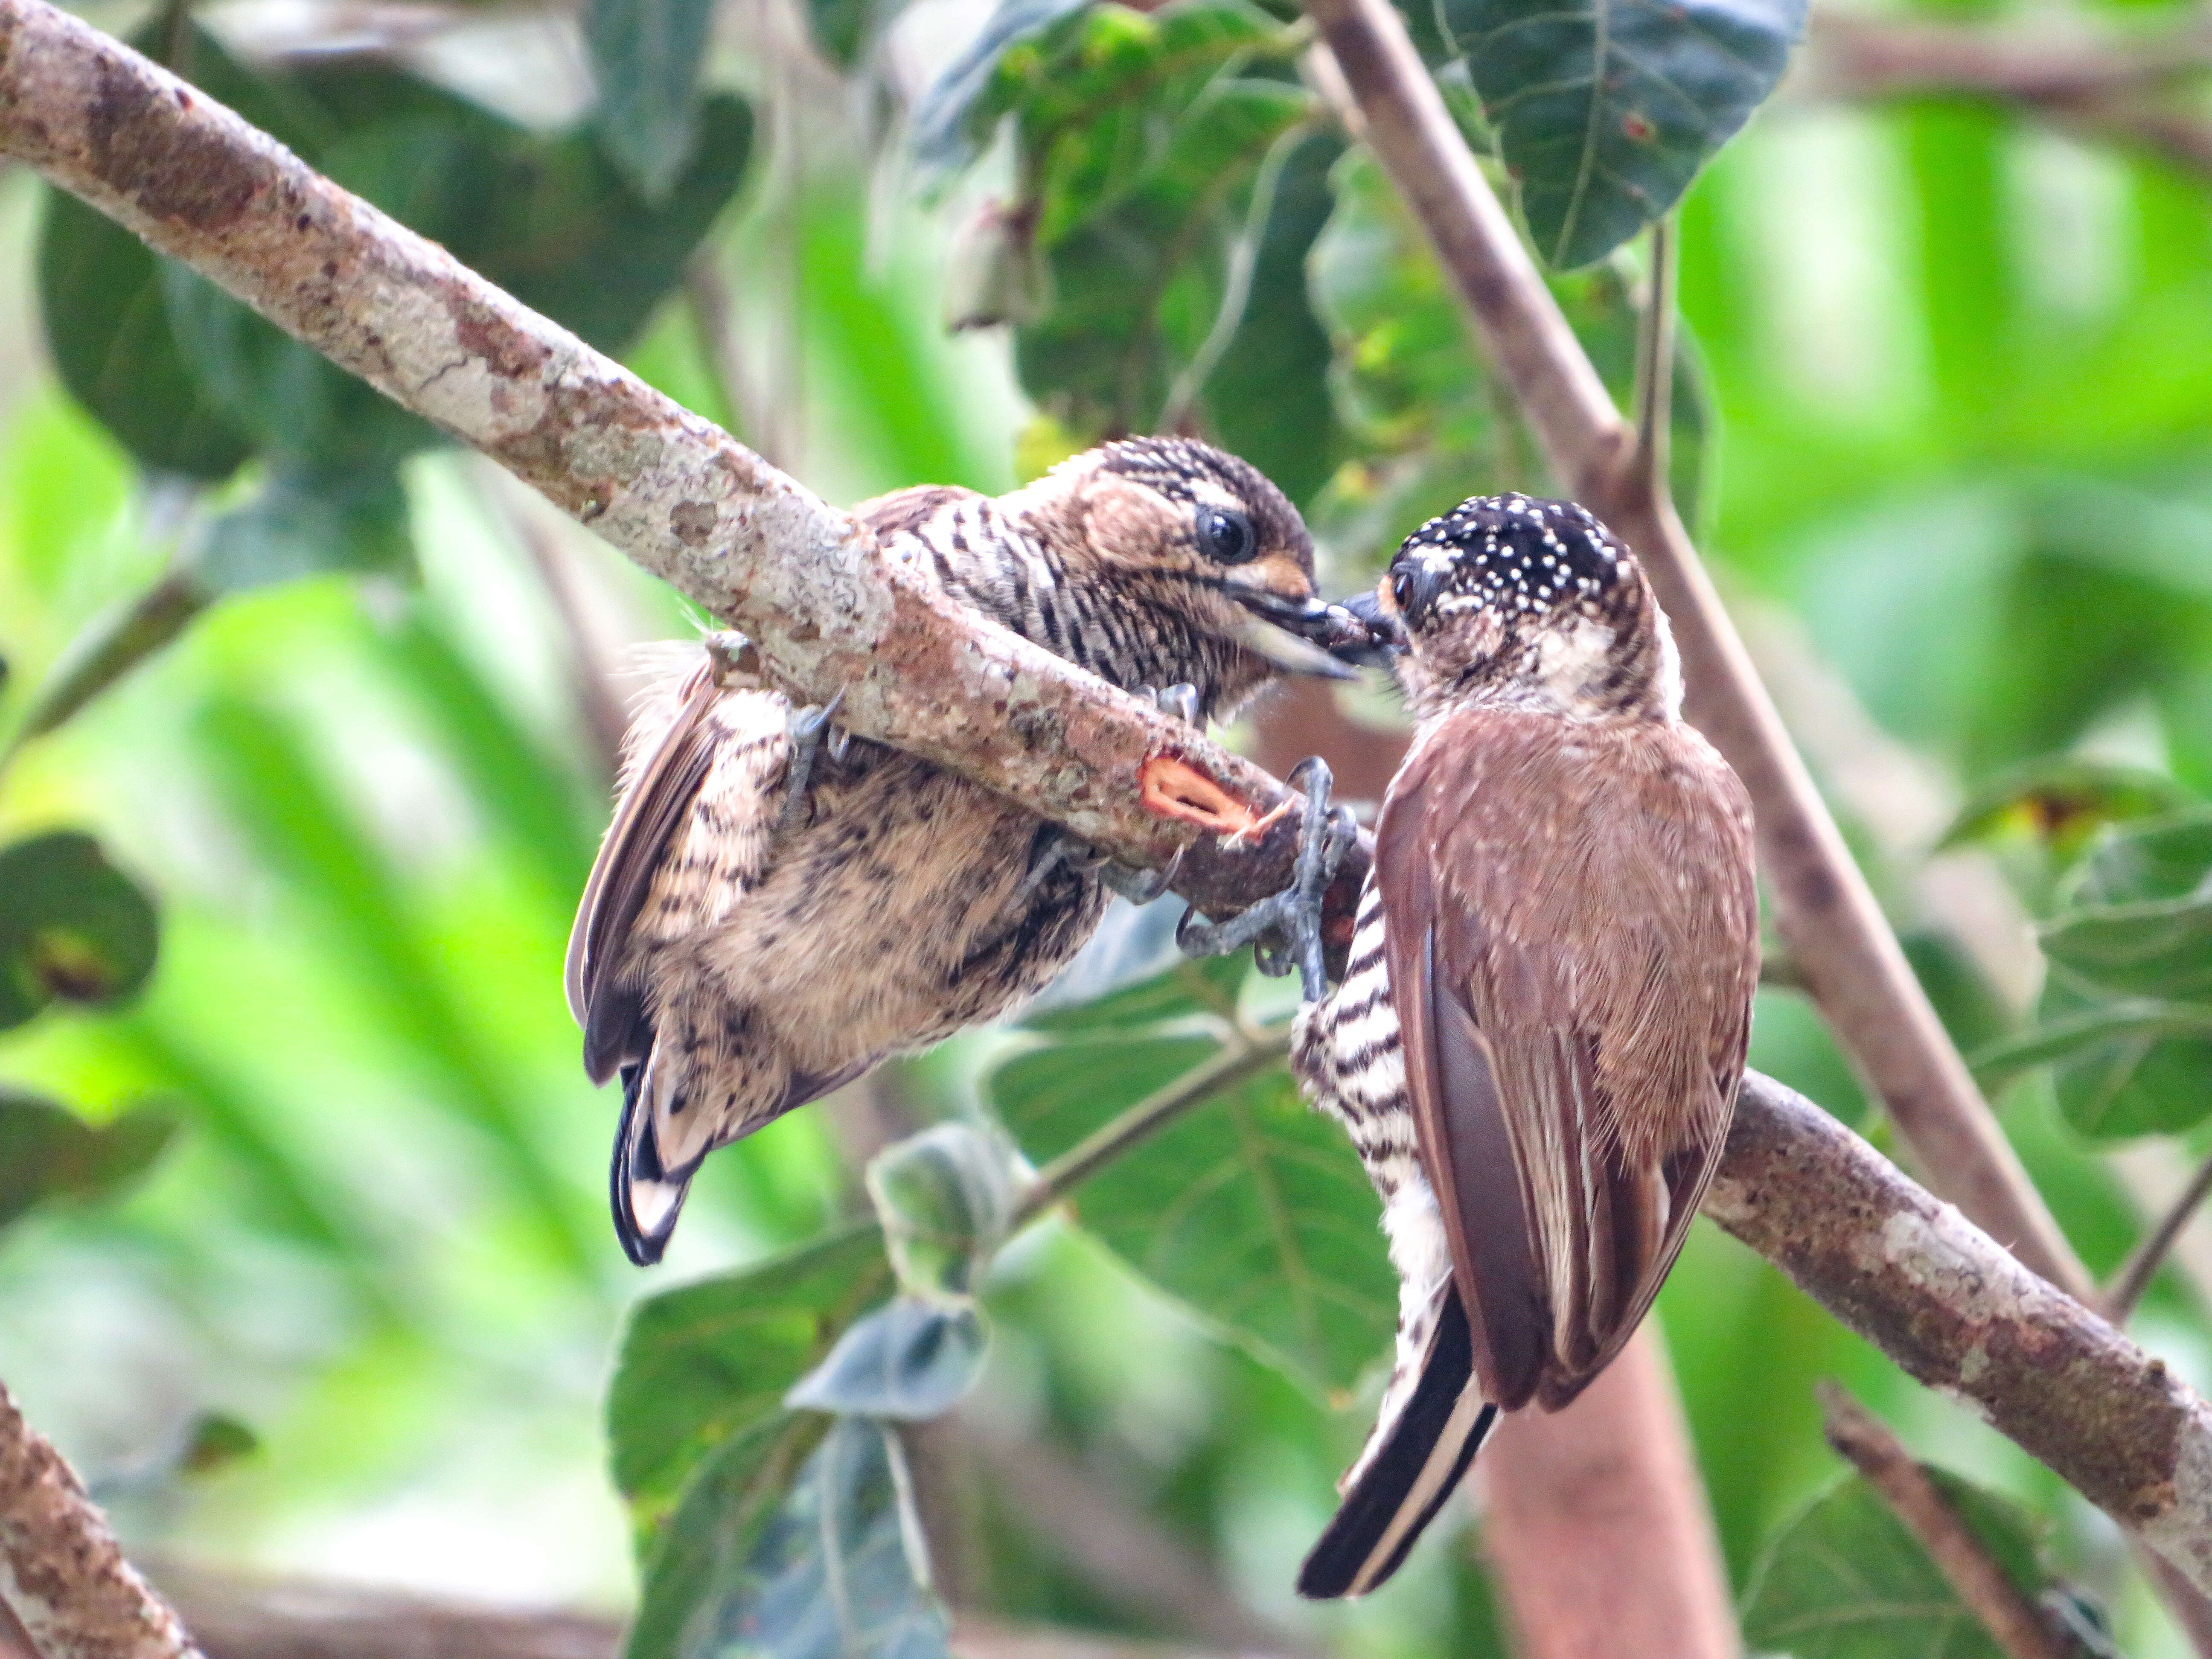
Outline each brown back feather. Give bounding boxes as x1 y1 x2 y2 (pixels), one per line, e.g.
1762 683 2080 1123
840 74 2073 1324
1375 708 1756 1412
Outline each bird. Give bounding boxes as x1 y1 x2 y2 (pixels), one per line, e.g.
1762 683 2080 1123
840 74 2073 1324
1284 493 1758 1598
565 435 1357 1266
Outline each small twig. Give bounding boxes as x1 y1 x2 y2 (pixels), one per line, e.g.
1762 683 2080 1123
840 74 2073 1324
0 568 208 777
2104 1144 2212 1325
1816 1382 2078 1659
1011 1026 1292 1228
0 1377 203 1659
1629 215 1677 501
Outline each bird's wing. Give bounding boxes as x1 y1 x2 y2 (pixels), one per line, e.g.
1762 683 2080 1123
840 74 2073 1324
1375 712 1755 1412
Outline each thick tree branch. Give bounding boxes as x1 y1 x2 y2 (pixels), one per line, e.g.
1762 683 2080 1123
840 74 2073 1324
1713 1075 2212 1597
0 0 1347 933
0 1379 201 1659
1301 0 2082 1297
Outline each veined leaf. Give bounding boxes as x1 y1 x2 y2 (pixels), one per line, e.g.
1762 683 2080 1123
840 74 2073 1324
608 1225 893 1530
1439 0 1805 269
1741 1469 2078 1659
990 1034 1394 1394
587 0 719 199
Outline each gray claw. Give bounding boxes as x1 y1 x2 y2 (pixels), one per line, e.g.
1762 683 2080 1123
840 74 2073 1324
778 688 848 838
1176 758 1353 1003
1100 846 1185 905
1153 683 1203 727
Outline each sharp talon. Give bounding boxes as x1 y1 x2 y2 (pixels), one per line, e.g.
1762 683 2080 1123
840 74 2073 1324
1154 683 1203 727
1101 844 1185 905
779 689 850 839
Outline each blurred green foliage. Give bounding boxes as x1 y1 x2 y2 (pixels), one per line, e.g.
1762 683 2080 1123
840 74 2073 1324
5 0 2212 1650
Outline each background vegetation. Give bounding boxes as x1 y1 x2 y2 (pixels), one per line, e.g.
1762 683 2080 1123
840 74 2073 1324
2 0 2212 1650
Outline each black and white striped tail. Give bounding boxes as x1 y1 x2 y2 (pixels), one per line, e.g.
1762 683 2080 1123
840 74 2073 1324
1297 1291 1495 1599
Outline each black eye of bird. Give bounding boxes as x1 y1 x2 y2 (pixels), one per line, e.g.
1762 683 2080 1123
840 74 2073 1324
1196 507 1257 564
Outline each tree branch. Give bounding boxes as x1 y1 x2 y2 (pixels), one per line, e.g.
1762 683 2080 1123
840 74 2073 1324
2106 1144 2212 1327
0 0 1350 934
1299 0 2083 1297
1800 15 2212 186
0 1378 201 1659
1713 1074 2212 1598
1817 1382 2080 1659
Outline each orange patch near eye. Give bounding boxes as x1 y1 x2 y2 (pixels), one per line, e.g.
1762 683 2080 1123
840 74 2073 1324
1139 756 1264 835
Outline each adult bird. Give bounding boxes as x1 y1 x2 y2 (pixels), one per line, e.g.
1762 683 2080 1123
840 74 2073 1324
1285 494 1758 1597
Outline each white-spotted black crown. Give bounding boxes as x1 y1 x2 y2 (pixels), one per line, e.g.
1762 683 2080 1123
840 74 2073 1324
1389 494 1630 632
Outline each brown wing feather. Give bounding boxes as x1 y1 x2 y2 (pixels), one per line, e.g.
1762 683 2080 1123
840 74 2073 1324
1376 709 1756 1412
566 660 721 1081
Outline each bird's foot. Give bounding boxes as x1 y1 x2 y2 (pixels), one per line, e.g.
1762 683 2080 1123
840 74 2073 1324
777 689 851 838
1176 757 1355 1003
1020 825 1184 906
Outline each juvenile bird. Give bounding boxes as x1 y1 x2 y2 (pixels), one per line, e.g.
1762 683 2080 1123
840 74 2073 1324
1287 495 1758 1597
566 437 1351 1266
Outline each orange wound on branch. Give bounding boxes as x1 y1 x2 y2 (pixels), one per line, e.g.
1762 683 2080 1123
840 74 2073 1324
1138 755 1264 835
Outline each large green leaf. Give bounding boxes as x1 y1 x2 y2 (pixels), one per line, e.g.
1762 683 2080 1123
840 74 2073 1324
1438 0 1804 269
587 0 719 198
608 1226 893 1529
0 832 160 1029
0 1089 178 1233
1740 1470 2070 1659
1982 809 2212 1138
989 1034 1394 1393
630 1417 948 1659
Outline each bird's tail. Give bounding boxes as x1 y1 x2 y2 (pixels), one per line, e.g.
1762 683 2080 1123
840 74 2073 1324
611 1063 695 1266
1298 1290 1495 1599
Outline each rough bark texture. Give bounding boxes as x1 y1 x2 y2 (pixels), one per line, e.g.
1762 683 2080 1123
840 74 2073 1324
1480 1331 1742 1659
0 1382 202 1659
0 0 1349 930
1714 1075 2212 1593
1300 0 2082 1297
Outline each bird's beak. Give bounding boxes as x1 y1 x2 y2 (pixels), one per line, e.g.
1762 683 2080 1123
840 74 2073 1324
1334 590 1406 667
1225 588 1363 681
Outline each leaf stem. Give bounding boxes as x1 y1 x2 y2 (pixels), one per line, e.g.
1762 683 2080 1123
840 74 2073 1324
1012 1024 1294 1228
2103 1142 2212 1325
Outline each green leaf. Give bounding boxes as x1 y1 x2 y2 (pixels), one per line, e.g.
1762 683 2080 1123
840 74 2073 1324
2041 896 2212 1002
1940 758 2196 862
785 1301 990 1419
608 1226 894 1530
178 1411 262 1476
587 0 719 198
630 1417 948 1659
0 1089 178 1232
35 193 253 480
0 832 160 1029
1740 1470 2065 1659
1023 937 1245 1033
192 464 416 594
1439 0 1805 269
989 1036 1394 1393
2066 808 2212 908
804 0 911 68
867 1124 1019 1302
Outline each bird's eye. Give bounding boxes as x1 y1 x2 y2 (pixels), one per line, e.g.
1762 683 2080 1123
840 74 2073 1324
1391 569 1413 610
1196 507 1257 564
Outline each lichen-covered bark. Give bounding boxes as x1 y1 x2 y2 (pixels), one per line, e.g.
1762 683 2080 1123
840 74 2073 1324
0 0 1349 925
0 1381 201 1659
1714 1075 2212 1592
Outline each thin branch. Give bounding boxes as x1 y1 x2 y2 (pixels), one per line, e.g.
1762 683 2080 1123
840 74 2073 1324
1817 1382 2081 1659
1713 1073 2212 1598
1629 215 1677 501
2105 1144 2212 1326
0 1377 202 1659
1800 15 2212 186
1299 0 2084 1298
1011 1025 1292 1228
0 0 1351 933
